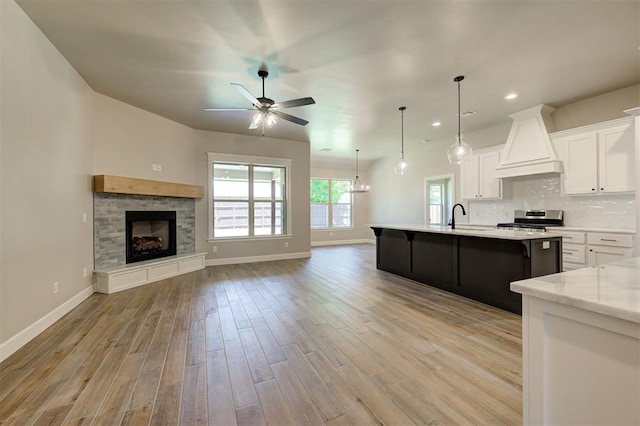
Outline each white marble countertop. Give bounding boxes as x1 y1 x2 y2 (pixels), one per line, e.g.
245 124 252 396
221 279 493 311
465 223 636 234
511 257 640 323
369 224 562 241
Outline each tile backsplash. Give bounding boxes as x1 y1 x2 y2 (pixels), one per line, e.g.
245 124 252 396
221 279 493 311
468 175 636 229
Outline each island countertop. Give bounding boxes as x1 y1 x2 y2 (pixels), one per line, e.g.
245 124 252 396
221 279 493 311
369 224 559 241
511 257 640 323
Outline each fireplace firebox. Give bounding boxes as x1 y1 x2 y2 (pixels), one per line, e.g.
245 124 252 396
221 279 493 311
126 211 177 264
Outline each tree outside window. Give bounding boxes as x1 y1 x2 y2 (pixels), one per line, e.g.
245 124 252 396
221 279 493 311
310 179 352 228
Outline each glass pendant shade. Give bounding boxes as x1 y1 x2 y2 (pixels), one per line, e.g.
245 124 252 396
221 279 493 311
447 134 472 165
448 75 472 164
265 112 277 128
393 156 411 175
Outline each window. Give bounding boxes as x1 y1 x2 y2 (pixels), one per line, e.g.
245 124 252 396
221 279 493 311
208 153 290 239
425 175 453 226
429 183 445 224
310 179 352 228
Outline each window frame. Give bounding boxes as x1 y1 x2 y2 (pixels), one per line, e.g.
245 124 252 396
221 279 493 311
208 153 292 241
310 177 354 230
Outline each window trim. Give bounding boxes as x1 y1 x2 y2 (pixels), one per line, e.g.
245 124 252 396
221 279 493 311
208 152 292 241
310 177 354 230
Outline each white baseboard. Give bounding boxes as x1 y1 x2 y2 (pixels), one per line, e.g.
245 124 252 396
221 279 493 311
205 251 312 266
311 239 375 247
0 285 95 363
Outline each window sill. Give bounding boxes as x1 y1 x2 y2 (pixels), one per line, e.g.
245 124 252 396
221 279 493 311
207 234 293 244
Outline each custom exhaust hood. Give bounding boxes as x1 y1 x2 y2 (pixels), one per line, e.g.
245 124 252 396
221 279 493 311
494 104 563 178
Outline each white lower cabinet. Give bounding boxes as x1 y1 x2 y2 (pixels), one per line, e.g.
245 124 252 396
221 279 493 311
555 229 634 270
587 232 634 265
554 230 587 271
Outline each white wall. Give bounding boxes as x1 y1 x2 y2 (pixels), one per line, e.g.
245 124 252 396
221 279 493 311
369 123 511 224
310 158 372 245
1 0 94 353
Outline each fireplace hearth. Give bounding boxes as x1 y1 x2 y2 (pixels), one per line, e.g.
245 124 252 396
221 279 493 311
126 210 177 264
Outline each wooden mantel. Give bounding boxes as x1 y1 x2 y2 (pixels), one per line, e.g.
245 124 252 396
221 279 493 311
93 175 204 199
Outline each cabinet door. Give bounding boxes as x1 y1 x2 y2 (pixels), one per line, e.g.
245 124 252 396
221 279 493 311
460 155 479 200
588 246 633 266
478 151 502 199
562 132 598 195
598 124 635 193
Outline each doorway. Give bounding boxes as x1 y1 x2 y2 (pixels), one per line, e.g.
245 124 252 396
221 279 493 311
425 174 454 226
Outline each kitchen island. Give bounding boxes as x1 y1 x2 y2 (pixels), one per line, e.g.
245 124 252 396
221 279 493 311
511 258 640 425
370 225 562 314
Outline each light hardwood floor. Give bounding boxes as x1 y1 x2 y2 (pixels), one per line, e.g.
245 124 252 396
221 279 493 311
0 245 522 425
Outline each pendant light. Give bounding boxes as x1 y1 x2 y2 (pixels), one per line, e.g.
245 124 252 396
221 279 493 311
447 75 473 164
348 149 369 193
393 106 411 175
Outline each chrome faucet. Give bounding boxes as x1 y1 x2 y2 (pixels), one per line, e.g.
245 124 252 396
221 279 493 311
451 203 466 230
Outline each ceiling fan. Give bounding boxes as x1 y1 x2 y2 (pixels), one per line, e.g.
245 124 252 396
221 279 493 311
204 67 315 134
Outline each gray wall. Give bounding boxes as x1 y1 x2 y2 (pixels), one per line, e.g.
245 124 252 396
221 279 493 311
1 0 94 343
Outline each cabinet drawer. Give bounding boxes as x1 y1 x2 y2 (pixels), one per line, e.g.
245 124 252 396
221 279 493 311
587 232 633 248
555 230 586 244
562 244 586 264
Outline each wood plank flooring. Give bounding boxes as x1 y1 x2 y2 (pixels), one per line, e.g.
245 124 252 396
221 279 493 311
0 244 522 425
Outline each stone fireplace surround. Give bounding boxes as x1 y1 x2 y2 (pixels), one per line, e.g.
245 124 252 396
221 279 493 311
94 193 194 269
92 176 205 293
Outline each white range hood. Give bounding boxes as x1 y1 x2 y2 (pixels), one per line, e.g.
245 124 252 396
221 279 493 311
494 104 563 178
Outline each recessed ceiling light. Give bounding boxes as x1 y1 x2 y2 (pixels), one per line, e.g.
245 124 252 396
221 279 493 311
432 121 441 127
505 93 518 100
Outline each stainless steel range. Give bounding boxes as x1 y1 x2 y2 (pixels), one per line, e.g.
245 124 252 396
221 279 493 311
497 210 564 232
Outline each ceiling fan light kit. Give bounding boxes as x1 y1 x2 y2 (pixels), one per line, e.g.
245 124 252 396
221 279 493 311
348 149 369 194
447 75 473 165
204 67 315 135
393 106 411 175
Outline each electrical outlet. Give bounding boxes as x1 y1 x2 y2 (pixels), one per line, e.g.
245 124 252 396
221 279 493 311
152 163 158 171
212 246 218 253
82 212 87 223
157 164 162 171
83 267 87 278
53 282 59 294
284 241 289 248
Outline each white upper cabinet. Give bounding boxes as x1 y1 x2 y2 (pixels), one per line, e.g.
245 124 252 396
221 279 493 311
552 118 635 195
460 149 502 200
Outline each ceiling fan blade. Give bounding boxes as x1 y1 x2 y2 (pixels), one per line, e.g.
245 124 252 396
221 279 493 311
203 108 255 111
272 110 309 126
272 97 315 109
231 83 261 106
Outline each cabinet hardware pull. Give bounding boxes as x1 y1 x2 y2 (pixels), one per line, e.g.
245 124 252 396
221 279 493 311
591 188 595 191
562 251 573 255
600 238 617 242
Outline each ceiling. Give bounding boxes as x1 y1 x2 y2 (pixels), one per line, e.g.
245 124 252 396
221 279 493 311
16 0 640 160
